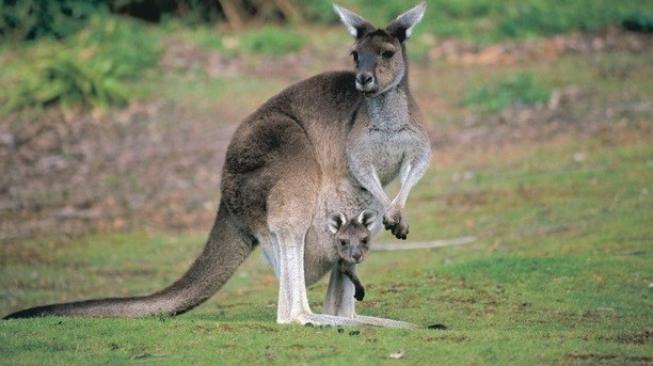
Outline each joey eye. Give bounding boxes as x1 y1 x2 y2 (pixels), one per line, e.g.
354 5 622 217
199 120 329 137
382 51 395 59
340 240 347 246
361 238 368 245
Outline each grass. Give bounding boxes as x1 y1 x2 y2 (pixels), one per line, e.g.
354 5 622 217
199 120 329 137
1 133 651 365
240 26 307 55
462 72 550 112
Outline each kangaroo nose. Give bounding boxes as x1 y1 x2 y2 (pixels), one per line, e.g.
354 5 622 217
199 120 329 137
352 253 362 262
356 73 374 87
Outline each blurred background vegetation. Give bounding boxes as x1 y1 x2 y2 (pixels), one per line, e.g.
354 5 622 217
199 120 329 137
0 0 652 112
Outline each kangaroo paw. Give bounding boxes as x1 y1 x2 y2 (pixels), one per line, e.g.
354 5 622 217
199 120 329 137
383 208 409 240
354 286 365 301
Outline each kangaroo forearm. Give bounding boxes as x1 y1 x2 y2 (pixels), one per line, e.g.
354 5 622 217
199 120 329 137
366 183 392 208
353 168 391 208
343 269 365 301
391 151 430 208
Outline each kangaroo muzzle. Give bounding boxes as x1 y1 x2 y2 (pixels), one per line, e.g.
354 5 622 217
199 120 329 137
355 51 378 94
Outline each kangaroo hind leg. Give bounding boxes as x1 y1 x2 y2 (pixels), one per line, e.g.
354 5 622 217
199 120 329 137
267 201 364 326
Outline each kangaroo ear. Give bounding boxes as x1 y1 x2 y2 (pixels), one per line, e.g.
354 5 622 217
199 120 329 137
328 212 347 234
357 209 377 231
333 4 374 39
386 2 427 42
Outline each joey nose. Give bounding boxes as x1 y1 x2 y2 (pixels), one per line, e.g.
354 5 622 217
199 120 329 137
352 253 362 262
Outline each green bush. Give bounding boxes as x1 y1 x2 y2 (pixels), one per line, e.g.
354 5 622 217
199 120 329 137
0 0 225 41
240 26 306 55
0 0 107 41
78 16 161 79
463 72 550 113
1 16 161 112
301 1 338 23
622 13 653 33
4 52 128 110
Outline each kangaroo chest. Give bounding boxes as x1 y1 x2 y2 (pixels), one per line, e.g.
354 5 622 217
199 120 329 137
348 89 415 186
365 128 411 185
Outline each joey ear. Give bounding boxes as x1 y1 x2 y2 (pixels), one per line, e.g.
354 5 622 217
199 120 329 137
386 2 427 42
328 212 347 234
357 209 377 231
333 4 374 39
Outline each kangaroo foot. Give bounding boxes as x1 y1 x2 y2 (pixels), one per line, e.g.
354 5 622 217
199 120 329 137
296 313 365 327
281 313 414 328
354 314 417 328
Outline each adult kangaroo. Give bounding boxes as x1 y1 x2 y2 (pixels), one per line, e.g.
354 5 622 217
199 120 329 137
5 3 431 327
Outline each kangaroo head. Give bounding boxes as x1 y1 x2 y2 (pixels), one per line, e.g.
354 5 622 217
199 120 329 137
328 209 377 264
333 2 426 97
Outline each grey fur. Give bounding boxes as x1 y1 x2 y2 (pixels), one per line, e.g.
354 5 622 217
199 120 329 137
4 4 430 328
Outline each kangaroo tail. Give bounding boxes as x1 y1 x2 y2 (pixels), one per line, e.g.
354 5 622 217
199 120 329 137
4 202 254 319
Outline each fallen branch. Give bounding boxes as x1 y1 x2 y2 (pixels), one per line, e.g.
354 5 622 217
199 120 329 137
372 236 477 252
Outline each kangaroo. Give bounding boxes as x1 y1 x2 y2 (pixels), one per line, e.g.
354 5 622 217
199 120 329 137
328 210 376 301
4 3 431 328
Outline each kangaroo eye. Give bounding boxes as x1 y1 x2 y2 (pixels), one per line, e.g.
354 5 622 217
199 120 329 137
361 238 368 244
340 240 347 246
351 51 359 64
382 51 395 59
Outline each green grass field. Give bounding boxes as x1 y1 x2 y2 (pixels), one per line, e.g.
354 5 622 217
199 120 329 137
2 133 652 365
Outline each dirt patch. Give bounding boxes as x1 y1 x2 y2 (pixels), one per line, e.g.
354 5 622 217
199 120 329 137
378 282 408 294
0 102 235 243
431 87 653 154
424 334 469 343
567 351 652 364
428 27 653 66
0 244 49 265
610 328 653 345
162 35 342 82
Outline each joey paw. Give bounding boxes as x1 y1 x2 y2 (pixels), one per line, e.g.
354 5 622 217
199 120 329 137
383 208 410 240
354 286 365 301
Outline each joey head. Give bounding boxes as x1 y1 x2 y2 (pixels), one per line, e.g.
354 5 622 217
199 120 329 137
327 210 377 301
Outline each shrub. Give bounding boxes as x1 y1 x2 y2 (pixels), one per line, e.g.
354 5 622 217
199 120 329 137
463 72 550 113
0 0 107 41
3 52 127 111
301 1 338 23
622 13 653 33
78 16 161 79
1 16 161 112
